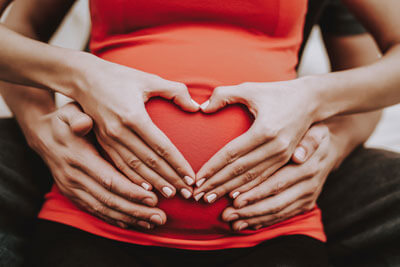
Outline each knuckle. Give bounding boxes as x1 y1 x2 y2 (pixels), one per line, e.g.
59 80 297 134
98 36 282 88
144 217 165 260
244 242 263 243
154 144 170 159
120 111 143 127
225 149 239 164
271 181 285 195
243 170 257 182
105 123 123 139
93 203 106 214
231 164 246 177
127 158 142 170
145 156 158 169
100 176 114 191
100 194 117 209
276 136 291 154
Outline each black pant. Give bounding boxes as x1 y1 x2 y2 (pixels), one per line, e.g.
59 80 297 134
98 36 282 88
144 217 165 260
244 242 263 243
26 220 329 267
1 118 400 266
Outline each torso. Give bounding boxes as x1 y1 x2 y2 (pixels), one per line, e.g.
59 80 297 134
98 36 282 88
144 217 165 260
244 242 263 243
38 0 326 250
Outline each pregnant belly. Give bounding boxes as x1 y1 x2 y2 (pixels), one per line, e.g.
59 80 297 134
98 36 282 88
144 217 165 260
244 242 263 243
145 87 253 239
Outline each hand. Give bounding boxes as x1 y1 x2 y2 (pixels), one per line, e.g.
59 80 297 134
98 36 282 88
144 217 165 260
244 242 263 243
28 102 167 229
221 124 338 231
74 58 200 199
194 80 317 202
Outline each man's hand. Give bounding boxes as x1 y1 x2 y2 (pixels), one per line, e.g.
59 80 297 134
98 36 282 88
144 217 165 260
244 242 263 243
28 102 167 229
193 79 318 202
221 124 338 231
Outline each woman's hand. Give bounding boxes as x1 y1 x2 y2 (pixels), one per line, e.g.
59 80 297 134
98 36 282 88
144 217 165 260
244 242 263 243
194 80 317 202
221 124 339 231
27 102 167 230
73 57 200 199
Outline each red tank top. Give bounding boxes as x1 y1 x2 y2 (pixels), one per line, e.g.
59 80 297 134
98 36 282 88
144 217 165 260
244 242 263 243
39 0 326 250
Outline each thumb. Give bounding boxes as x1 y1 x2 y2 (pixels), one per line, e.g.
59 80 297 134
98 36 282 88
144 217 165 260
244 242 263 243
58 103 93 136
292 124 329 164
152 79 200 112
200 85 243 113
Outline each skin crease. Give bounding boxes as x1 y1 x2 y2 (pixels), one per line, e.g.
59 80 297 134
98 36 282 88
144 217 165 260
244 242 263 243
0 0 396 229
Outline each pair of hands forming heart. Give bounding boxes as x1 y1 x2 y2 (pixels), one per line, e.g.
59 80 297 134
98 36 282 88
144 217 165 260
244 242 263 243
45 66 323 229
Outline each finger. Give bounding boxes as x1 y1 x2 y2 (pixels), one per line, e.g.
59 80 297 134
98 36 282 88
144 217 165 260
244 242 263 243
233 163 312 209
148 78 200 112
79 173 167 226
97 144 153 191
73 189 157 230
292 124 328 164
195 120 272 184
123 111 196 181
57 102 93 136
222 178 316 221
231 198 315 231
75 148 159 206
99 137 192 199
200 84 250 114
195 152 284 203
194 139 288 201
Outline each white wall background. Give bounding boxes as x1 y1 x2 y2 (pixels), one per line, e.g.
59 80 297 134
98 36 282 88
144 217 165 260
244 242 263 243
1 0 399 152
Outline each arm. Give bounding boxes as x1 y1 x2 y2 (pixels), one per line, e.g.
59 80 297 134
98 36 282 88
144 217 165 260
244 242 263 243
1 0 200 198
308 0 400 118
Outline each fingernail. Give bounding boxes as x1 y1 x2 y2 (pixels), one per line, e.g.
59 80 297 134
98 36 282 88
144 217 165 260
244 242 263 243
194 192 205 201
294 147 306 161
196 178 206 187
117 221 128 229
200 100 210 110
137 220 151 229
191 99 200 108
141 182 151 191
184 176 195 186
237 200 248 209
237 222 248 231
162 186 173 198
180 188 192 199
150 214 163 225
226 213 239 222
232 191 240 199
143 198 155 207
206 193 217 203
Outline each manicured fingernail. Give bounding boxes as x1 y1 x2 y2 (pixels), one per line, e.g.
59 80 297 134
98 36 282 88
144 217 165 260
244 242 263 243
194 192 205 201
237 222 248 231
191 99 200 108
150 214 163 225
254 224 263 230
162 186 173 198
232 191 240 199
237 200 247 209
226 214 239 222
196 178 206 187
143 198 155 207
200 100 210 110
180 188 192 199
184 176 195 186
141 182 151 191
137 220 151 229
117 221 128 229
294 147 306 161
206 193 217 203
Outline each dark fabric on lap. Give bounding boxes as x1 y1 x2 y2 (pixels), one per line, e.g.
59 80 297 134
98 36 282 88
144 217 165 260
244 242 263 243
0 118 52 266
319 147 400 266
26 220 329 267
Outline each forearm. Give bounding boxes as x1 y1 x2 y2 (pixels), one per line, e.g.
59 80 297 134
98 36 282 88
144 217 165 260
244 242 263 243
323 111 381 169
0 23 95 98
305 43 400 120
